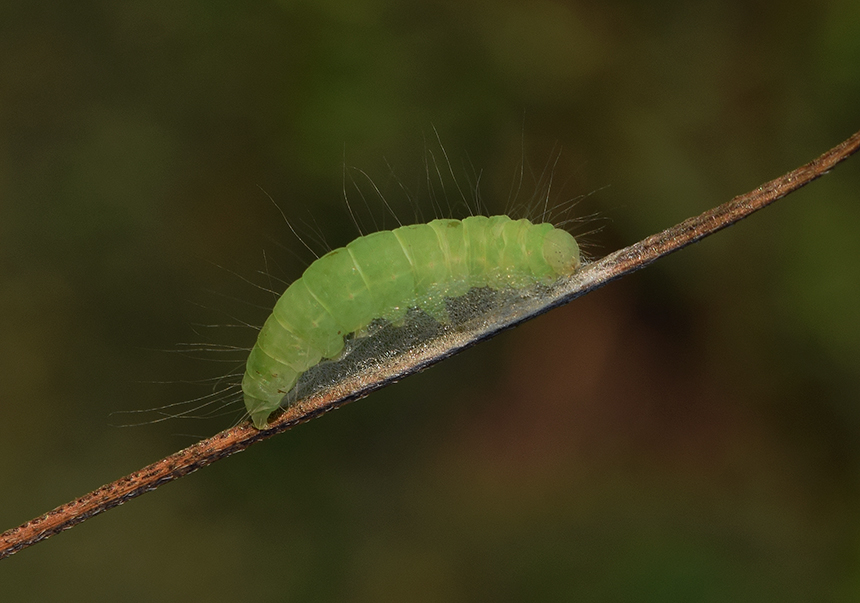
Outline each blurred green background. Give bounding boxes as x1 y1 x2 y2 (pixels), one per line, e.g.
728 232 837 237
2 0 859 600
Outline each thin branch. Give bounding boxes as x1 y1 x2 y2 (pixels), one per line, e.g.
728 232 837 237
2 129 859 560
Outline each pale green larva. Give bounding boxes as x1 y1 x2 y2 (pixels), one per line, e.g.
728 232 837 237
242 215 580 428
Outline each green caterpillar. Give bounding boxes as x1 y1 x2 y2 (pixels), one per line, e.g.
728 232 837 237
242 215 580 428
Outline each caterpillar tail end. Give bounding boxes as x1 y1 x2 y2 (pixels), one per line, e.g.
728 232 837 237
542 229 581 276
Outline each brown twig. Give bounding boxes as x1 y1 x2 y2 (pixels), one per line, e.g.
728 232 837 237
2 129 859 560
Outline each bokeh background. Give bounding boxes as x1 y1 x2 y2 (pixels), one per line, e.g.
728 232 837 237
2 1 859 600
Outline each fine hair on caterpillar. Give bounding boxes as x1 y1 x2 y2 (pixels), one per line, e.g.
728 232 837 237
115 137 596 430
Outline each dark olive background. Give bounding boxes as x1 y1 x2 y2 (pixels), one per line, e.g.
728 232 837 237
2 1 859 601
